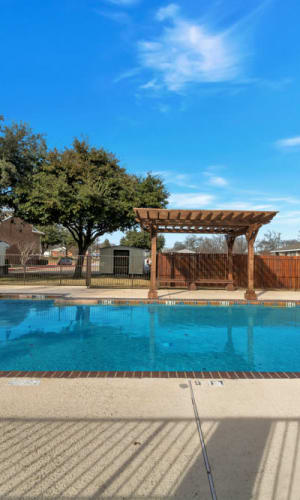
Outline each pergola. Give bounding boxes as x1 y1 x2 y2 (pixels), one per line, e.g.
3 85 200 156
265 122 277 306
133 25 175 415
134 208 278 300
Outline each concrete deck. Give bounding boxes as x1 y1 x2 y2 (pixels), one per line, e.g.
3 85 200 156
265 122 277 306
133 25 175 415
0 377 299 499
1 284 300 300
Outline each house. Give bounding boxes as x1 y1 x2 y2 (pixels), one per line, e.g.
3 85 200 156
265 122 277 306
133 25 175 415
0 217 44 258
43 246 77 258
162 248 196 254
270 247 300 256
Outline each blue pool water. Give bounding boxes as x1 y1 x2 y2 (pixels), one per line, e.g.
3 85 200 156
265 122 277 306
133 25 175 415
1 300 300 372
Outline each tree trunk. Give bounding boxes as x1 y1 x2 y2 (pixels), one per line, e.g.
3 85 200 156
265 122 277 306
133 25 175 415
73 245 89 279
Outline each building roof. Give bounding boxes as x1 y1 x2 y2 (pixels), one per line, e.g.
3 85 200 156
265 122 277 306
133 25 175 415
134 209 278 236
100 245 147 251
1 216 44 235
270 248 300 253
173 249 196 253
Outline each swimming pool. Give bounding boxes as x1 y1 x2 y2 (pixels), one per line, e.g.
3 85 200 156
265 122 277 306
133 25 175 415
1 299 300 373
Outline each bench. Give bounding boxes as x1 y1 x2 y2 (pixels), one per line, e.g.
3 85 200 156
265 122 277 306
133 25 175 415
158 278 234 289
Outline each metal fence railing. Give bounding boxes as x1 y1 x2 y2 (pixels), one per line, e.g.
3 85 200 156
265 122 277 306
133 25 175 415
0 254 151 288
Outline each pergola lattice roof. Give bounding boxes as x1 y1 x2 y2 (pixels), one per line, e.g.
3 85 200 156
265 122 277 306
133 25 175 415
134 209 277 236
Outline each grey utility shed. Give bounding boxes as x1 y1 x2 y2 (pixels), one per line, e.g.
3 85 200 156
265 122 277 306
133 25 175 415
0 241 9 276
100 246 146 275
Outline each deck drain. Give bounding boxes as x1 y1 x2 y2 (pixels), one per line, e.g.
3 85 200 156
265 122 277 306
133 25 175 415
8 379 40 386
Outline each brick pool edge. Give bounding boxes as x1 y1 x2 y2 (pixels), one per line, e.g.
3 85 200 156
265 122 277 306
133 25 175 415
0 371 299 379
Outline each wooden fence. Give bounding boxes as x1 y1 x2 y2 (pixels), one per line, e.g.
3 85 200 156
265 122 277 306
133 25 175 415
158 254 300 290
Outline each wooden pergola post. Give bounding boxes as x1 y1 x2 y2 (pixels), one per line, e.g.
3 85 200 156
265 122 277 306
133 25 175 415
225 235 236 291
148 227 158 299
244 225 260 300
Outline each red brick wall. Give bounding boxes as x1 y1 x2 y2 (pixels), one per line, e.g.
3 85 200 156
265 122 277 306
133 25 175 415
0 217 41 257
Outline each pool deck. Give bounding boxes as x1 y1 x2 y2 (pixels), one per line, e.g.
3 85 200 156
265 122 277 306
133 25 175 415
0 377 299 499
1 285 300 498
0 284 300 301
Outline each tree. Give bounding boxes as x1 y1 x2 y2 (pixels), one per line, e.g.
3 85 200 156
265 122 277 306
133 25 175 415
100 238 111 248
0 117 46 210
38 225 64 254
10 239 36 267
16 139 168 277
233 236 247 254
256 231 282 254
120 230 165 251
173 241 186 251
37 224 77 255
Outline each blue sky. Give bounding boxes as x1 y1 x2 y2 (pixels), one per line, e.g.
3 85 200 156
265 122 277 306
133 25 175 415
1 0 300 246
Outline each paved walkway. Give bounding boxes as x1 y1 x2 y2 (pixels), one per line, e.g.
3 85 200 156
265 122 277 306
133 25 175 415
1 284 300 300
0 377 299 499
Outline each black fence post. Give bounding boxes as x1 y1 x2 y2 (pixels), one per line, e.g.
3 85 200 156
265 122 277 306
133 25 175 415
86 255 92 288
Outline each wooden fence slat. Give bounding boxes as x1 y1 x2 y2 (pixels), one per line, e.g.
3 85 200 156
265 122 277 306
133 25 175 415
158 254 300 289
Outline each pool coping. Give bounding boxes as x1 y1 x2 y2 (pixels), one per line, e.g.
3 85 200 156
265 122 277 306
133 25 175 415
0 292 300 307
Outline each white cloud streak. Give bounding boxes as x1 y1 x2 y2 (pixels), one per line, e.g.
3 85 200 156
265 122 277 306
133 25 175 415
168 193 214 208
138 3 243 92
208 175 228 187
154 171 198 189
276 136 300 149
105 0 140 6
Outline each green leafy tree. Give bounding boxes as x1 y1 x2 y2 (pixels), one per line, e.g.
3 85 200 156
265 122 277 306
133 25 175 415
37 225 65 254
37 224 76 255
0 117 46 210
16 139 168 276
120 230 165 251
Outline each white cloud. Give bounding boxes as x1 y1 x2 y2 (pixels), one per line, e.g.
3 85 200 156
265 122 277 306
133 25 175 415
276 136 300 149
208 175 228 187
138 3 243 92
168 193 214 208
214 201 276 211
154 171 198 188
156 4 180 21
114 67 140 83
275 211 300 226
266 196 300 204
105 0 140 6
139 79 160 90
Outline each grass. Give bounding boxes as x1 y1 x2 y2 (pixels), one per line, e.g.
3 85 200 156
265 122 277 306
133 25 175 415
0 275 150 288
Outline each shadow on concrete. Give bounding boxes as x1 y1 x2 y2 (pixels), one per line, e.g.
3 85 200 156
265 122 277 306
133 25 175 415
0 415 299 499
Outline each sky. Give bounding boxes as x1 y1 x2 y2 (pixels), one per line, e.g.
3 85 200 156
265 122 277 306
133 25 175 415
1 0 300 247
